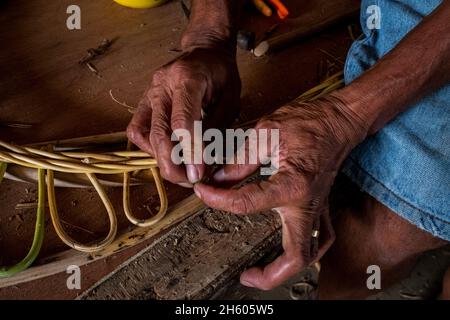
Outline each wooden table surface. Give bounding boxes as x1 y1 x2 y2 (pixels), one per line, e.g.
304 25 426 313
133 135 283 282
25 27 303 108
0 0 358 299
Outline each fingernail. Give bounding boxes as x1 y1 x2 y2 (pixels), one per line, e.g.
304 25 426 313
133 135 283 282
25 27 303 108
187 165 200 184
178 182 193 188
240 280 256 288
213 169 226 182
193 185 201 199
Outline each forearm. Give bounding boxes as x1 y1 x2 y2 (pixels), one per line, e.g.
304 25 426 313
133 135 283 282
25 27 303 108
181 0 246 51
337 1 450 135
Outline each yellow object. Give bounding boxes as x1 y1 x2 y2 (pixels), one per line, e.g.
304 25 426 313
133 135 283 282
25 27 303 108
113 0 169 9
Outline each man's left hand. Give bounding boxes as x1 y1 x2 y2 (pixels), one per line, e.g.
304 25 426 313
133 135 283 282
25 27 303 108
194 94 368 290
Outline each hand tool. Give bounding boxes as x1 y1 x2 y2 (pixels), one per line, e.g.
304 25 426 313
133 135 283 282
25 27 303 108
252 0 289 19
253 3 360 56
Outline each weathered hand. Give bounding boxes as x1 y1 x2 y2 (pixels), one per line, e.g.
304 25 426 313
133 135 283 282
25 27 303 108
194 94 368 290
127 46 241 186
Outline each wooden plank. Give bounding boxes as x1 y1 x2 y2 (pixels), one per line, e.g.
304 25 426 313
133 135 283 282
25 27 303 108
0 0 189 144
80 207 281 300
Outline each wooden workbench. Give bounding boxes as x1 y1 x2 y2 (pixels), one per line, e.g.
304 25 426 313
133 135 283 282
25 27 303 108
0 0 358 299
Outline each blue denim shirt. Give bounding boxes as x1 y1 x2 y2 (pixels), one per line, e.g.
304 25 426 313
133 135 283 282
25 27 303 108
342 0 450 240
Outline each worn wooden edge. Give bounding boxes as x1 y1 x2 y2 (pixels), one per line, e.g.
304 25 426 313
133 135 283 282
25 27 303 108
79 208 282 300
75 242 159 300
200 229 282 300
75 208 207 300
0 194 205 289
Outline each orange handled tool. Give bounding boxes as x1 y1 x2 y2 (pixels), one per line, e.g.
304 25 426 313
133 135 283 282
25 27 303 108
252 0 289 19
252 0 272 17
267 0 289 19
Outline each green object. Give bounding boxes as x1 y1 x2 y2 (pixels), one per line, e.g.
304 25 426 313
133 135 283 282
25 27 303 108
0 165 46 278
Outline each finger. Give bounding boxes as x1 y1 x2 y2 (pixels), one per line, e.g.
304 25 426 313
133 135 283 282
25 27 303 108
171 79 206 184
127 96 153 155
149 89 189 185
241 206 314 290
240 252 302 290
212 126 274 184
212 138 261 184
194 174 291 214
212 162 260 185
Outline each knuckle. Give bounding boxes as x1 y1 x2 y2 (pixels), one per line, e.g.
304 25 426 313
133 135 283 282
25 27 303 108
137 94 150 109
230 197 245 213
231 193 255 214
160 164 186 185
256 118 279 130
150 131 165 146
171 64 191 82
146 87 164 107
126 124 138 142
150 122 169 143
151 69 166 84
171 111 191 130
158 164 174 182
171 65 205 87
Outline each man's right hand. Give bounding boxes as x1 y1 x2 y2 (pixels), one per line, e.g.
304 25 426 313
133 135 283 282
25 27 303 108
127 46 241 187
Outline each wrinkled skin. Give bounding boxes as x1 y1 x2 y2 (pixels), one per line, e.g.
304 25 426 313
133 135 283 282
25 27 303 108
127 47 241 187
194 95 368 290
